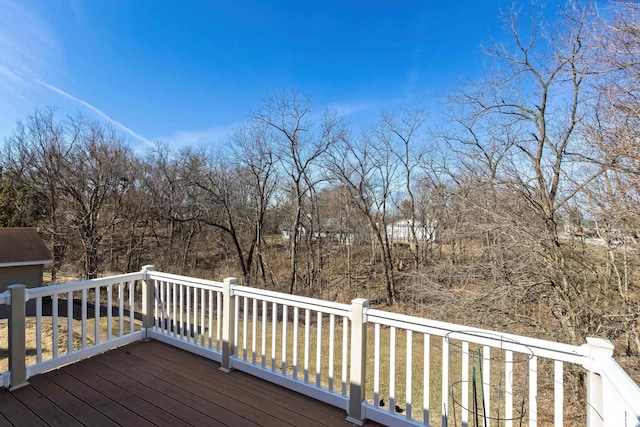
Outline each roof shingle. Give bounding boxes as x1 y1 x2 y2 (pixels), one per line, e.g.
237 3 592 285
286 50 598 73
0 227 53 266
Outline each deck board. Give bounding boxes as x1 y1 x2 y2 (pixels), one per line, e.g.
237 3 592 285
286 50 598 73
42 369 152 426
120 342 347 427
0 340 381 427
27 375 118 427
0 389 47 427
8 385 83 427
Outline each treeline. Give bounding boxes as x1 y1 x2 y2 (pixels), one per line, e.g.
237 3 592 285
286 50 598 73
2 2 640 362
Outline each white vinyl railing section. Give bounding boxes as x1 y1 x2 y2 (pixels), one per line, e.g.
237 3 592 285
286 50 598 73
1 271 148 389
2 267 640 427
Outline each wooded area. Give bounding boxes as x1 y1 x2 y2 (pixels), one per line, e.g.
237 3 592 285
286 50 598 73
1 1 639 376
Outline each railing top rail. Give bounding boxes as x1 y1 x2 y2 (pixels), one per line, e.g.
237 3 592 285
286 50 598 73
147 271 224 291
26 272 146 300
233 285 351 316
366 307 585 363
0 290 8 304
600 356 640 415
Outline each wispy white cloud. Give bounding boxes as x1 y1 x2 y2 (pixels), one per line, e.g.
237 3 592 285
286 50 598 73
0 1 59 81
161 123 240 148
0 1 151 147
35 79 152 146
0 65 20 81
0 1 59 135
326 100 370 116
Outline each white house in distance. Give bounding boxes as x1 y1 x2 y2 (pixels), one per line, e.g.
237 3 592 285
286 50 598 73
0 227 53 292
386 219 437 243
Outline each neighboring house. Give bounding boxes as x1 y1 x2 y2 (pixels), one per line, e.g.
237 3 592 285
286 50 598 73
0 227 53 293
281 223 357 245
386 219 438 243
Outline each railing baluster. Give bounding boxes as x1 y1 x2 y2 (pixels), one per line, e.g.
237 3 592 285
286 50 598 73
483 345 491 427
161 281 167 332
374 323 381 407
81 289 87 350
554 360 563 427
261 300 267 369
36 296 42 363
293 306 299 380
67 291 73 354
529 355 538 427
505 350 513 427
342 316 348 396
234 295 240 354
118 282 124 337
169 281 174 333
192 288 199 342
243 296 248 360
94 286 100 345
252 298 258 364
316 312 322 387
208 289 213 348
462 340 469 426
282 304 288 374
186 285 191 341
52 293 58 358
129 281 134 334
107 284 113 341
389 326 396 413
304 309 310 383
406 329 412 420
173 283 178 337
200 288 205 346
216 292 222 350
153 281 158 329
442 336 449 427
272 302 277 371
424 333 430 426
193 285 198 342
179 284 184 340
328 313 335 392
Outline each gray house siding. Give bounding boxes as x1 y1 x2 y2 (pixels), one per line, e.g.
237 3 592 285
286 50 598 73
0 264 44 293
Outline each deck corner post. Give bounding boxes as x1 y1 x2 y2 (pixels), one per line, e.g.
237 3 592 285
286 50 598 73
141 265 156 340
346 297 369 425
583 337 614 427
8 284 28 390
220 277 237 373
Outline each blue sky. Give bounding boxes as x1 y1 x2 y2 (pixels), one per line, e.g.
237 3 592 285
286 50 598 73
1 0 520 150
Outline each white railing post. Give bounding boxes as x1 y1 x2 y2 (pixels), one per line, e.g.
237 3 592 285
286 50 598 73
220 277 237 373
8 284 28 390
583 337 614 427
346 298 369 425
141 265 156 340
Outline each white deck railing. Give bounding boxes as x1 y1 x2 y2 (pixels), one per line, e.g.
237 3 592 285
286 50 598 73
1 271 147 389
2 267 639 427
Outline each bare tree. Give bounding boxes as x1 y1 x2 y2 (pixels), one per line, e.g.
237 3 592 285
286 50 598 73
380 108 431 271
228 123 279 286
581 1 640 356
144 144 206 272
255 90 344 294
60 119 134 279
447 2 604 344
1 108 77 280
329 125 400 305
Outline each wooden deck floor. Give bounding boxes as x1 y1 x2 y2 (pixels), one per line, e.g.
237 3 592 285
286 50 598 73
0 340 381 427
